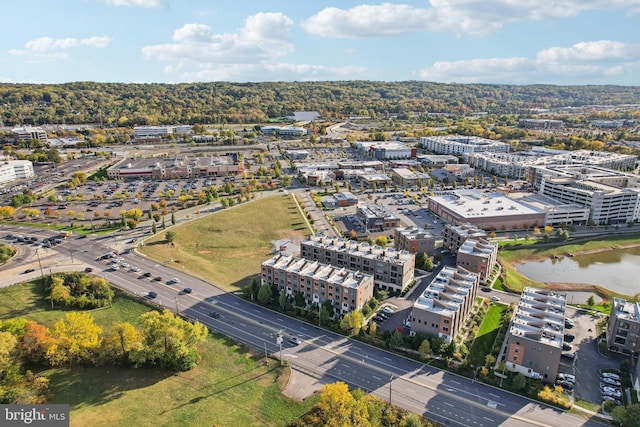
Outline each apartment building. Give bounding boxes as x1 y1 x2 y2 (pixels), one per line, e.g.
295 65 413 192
456 239 498 284
300 235 415 294
442 223 487 254
394 226 438 256
419 136 510 155
261 254 374 315
607 298 640 358
410 266 479 343
505 287 567 382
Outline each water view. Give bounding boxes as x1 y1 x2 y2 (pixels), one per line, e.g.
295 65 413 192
515 246 640 296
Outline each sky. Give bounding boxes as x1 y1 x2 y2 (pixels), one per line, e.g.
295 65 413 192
2 0 640 86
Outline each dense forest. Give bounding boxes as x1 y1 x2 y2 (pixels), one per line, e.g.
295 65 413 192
1 81 640 126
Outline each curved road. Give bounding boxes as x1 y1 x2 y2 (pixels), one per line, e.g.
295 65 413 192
0 225 605 427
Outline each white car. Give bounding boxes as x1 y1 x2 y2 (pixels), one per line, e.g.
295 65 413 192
491 295 501 302
382 306 395 314
111 265 120 271
169 277 180 284
558 373 576 383
601 372 621 380
602 377 621 387
130 266 140 272
121 263 130 268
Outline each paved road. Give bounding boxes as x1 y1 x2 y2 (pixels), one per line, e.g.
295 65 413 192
0 225 607 427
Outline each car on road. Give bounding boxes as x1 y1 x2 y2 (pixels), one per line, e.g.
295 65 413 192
208 311 220 318
481 287 491 292
147 291 157 299
84 267 94 273
23 268 35 274
491 295 501 302
153 276 162 282
168 277 180 284
111 265 120 271
182 288 192 294
289 337 302 346
121 263 130 268
142 272 152 277
130 266 140 272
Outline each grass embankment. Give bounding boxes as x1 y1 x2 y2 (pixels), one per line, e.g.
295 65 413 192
0 281 316 427
497 234 640 297
139 194 310 291
468 303 507 366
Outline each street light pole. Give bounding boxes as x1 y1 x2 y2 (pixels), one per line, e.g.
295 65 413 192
388 374 393 406
35 249 44 278
69 248 74 263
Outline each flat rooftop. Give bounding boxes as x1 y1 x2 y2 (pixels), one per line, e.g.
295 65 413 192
430 190 543 218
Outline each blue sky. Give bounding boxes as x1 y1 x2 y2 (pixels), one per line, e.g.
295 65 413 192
3 0 640 85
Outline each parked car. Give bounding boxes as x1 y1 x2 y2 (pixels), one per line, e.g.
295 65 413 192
601 372 621 381
557 380 574 390
382 306 395 314
564 319 575 328
563 333 575 342
601 377 621 387
562 343 573 352
557 373 576 383
561 352 575 359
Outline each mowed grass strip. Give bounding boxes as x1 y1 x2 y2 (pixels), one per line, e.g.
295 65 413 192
139 194 309 291
48 338 316 427
468 303 507 365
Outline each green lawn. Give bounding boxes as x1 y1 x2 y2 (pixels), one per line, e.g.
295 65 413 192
139 194 310 291
0 281 317 427
468 303 507 366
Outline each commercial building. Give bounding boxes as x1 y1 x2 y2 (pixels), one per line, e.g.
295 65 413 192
133 125 191 142
410 266 479 343
518 119 564 130
394 226 438 255
505 287 567 382
107 154 243 180
417 154 458 168
286 111 321 122
356 141 415 160
333 191 358 207
261 254 374 315
261 126 307 137
607 298 640 358
419 136 510 155
300 235 415 294
430 190 545 231
12 126 48 143
391 168 431 187
456 239 498 284
0 160 35 185
355 204 400 232
443 223 487 254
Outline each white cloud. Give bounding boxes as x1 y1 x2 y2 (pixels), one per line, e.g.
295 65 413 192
303 1 640 38
419 40 640 84
142 12 294 64
8 35 111 62
302 3 433 38
177 63 368 83
105 0 167 8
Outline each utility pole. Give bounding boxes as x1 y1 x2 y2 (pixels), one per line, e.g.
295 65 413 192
69 248 74 263
276 330 284 366
35 249 44 278
388 374 393 406
174 296 179 315
264 341 268 365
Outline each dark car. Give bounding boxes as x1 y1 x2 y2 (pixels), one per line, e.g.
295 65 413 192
23 268 35 274
142 272 152 277
481 287 491 292
209 311 220 318
182 288 192 294
154 276 162 282
84 267 94 273
562 342 573 352
148 291 158 299
564 333 575 342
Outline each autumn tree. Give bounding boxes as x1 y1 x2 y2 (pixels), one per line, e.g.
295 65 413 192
316 382 370 427
47 312 103 366
100 322 142 363
340 311 363 335
130 310 208 371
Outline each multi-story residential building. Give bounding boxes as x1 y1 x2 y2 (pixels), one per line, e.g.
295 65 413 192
394 226 438 256
504 287 567 382
518 119 564 130
419 136 510 155
107 154 243 180
261 254 374 315
12 126 48 143
442 223 488 254
607 298 640 358
0 160 35 185
410 266 479 343
300 235 415 294
456 239 498 284
355 204 400 232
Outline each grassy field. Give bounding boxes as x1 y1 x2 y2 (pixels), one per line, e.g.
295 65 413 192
468 303 507 366
0 281 316 427
138 194 310 291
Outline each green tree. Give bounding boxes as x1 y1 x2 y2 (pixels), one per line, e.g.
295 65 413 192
250 278 261 301
130 310 208 371
152 222 157 234
587 295 595 307
340 311 364 335
418 339 432 359
278 289 288 310
165 231 177 243
512 373 527 391
611 404 640 427
100 321 142 362
257 284 272 305
171 212 176 225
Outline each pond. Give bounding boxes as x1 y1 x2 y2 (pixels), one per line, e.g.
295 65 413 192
515 246 640 296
